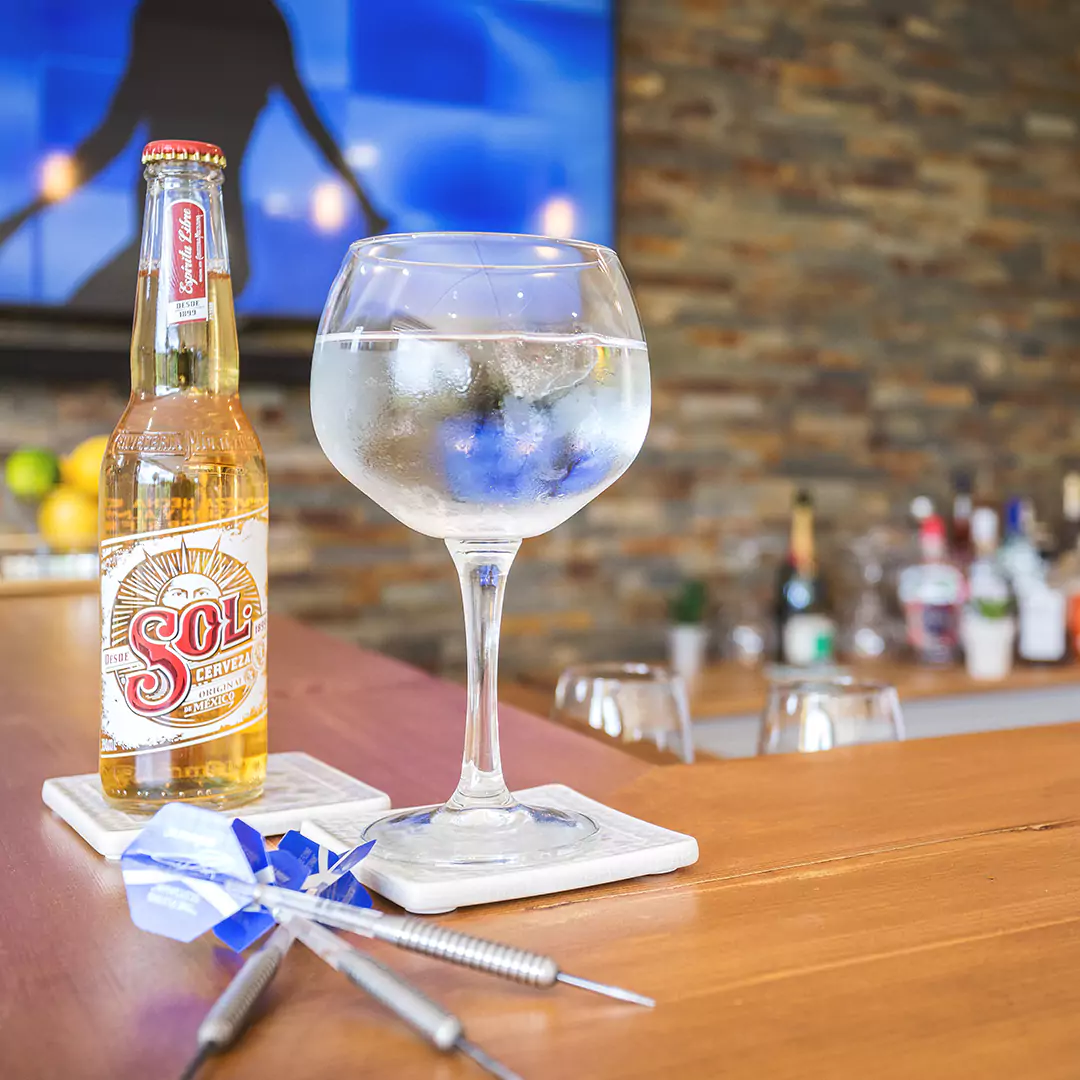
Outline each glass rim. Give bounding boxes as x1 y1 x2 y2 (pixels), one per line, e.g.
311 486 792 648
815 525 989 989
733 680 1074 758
347 230 619 270
558 662 674 684
770 677 896 697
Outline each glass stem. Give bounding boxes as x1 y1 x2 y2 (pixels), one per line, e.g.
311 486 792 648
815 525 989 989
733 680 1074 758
445 538 521 811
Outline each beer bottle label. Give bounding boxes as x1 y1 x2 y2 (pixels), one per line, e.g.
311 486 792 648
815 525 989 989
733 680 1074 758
99 505 268 758
166 199 208 325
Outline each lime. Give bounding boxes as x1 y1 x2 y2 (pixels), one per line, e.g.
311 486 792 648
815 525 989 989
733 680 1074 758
4 447 60 500
61 434 110 498
38 485 98 551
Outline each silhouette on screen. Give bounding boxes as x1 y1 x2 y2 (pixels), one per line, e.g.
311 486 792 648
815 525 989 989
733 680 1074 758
0 0 387 310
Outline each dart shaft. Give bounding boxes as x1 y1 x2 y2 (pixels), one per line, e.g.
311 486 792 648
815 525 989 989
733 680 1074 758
275 911 462 1051
197 925 293 1051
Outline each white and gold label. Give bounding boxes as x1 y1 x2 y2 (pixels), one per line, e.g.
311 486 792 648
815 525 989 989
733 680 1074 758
100 505 268 757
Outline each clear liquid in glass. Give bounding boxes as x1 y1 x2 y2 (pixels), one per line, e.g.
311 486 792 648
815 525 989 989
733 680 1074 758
310 331 650 539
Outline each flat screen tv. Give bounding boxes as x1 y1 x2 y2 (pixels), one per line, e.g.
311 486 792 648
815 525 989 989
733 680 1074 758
0 0 614 322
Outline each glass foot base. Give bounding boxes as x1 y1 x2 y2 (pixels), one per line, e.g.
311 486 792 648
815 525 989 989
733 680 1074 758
362 800 598 866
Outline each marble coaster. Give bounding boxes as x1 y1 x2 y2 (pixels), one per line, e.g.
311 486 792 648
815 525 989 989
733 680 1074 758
42 751 391 860
303 783 699 914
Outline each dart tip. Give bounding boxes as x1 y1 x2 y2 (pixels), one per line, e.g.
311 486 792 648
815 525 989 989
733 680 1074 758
456 1037 523 1080
557 971 656 1008
177 1045 211 1080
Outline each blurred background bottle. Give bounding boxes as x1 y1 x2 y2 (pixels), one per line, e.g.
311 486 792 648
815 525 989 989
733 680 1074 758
997 496 1044 591
723 538 775 668
839 532 890 661
775 490 835 666
960 507 1017 680
966 508 1009 608
898 514 965 666
1058 470 1080 556
950 471 974 566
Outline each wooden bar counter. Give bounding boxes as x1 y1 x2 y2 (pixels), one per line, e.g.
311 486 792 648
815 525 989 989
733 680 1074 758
516 656 1080 723
3 595 1080 1078
687 655 1080 720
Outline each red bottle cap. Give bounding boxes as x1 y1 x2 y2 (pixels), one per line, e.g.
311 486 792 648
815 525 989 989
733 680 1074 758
142 140 226 168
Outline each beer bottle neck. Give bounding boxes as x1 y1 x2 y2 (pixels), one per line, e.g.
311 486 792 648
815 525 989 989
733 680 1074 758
131 160 238 396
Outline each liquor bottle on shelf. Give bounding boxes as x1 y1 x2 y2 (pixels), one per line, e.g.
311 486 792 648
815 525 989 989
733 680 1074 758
1056 553 1080 661
840 533 889 661
99 140 268 811
898 514 966 666
966 508 1010 609
960 507 1017 680
1054 474 1080 657
993 496 1064 664
775 490 835 666
1058 470 1080 556
970 465 999 531
950 471 974 565
896 494 935 585
997 496 1045 592
1017 577 1067 665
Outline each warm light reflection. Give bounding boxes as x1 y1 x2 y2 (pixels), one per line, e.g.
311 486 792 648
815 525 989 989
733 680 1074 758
538 195 576 238
40 151 76 201
312 181 347 232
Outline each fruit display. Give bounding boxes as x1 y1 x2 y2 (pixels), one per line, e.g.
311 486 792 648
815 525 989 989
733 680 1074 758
37 485 98 551
2 435 107 553
4 447 60 500
61 434 109 499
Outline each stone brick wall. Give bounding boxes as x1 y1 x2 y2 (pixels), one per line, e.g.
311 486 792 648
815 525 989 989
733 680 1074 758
5 0 1080 678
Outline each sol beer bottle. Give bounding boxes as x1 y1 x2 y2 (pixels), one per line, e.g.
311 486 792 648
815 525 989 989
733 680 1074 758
99 140 268 809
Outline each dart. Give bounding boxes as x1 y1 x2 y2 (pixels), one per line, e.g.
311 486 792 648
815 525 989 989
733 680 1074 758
170 816 518 1080
122 803 654 1006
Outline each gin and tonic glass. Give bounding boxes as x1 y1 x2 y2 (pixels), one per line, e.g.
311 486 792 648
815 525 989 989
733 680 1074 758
310 233 650 866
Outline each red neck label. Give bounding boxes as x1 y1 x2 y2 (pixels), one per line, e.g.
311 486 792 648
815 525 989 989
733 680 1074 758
167 200 208 325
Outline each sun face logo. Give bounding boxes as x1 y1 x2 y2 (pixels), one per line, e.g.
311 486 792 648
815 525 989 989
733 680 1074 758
109 540 264 726
159 572 221 609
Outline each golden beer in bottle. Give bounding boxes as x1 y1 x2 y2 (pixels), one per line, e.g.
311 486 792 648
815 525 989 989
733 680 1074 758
99 139 268 810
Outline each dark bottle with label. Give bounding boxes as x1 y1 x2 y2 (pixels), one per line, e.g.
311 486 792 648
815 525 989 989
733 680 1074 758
775 491 835 666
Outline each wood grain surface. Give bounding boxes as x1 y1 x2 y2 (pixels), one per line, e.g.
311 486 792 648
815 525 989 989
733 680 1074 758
3 595 1080 1078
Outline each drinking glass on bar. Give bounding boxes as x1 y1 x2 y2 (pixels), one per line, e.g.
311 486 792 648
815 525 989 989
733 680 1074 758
552 663 695 764
758 678 905 755
310 232 650 866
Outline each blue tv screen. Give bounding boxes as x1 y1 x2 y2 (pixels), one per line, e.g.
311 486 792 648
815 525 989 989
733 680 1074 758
0 0 614 319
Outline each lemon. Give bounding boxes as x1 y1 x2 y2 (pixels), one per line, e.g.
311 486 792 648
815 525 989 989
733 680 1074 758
61 434 109 498
38 485 98 551
4 447 60 500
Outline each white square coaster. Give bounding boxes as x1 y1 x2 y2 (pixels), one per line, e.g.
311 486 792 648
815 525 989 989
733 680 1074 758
42 751 391 860
303 783 699 914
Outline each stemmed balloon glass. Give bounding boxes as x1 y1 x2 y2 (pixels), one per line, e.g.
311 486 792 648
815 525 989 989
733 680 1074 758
310 233 651 866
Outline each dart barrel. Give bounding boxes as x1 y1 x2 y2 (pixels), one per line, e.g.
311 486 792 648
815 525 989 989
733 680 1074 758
373 916 560 987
